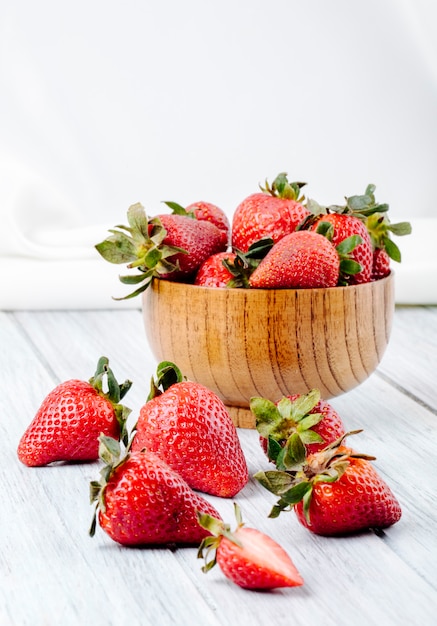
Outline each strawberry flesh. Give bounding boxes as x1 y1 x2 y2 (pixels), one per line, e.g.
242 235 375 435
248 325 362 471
217 526 304 589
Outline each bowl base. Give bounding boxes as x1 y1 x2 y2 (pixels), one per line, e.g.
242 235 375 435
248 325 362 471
227 405 255 429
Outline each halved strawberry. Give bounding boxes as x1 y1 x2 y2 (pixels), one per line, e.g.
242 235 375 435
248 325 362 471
197 503 304 590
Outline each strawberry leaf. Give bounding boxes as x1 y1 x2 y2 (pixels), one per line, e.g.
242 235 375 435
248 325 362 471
276 433 307 471
253 469 294 495
383 235 402 262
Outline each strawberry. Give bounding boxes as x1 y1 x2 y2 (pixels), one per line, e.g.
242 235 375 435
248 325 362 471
194 239 274 288
95 202 226 299
163 200 230 248
371 247 391 280
309 213 373 284
90 435 220 546
255 431 402 536
251 389 346 462
194 251 237 287
197 503 304 590
306 184 411 284
231 172 310 252
130 362 249 497
17 357 132 467
248 230 341 288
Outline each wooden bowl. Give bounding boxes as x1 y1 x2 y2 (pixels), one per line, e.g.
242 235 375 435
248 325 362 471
142 273 395 428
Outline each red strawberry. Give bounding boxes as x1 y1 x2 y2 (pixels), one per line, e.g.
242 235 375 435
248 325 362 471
194 239 274 288
309 213 373 284
249 230 340 288
90 435 220 546
251 389 346 462
95 203 226 299
255 431 402 536
163 200 230 248
157 213 225 275
17 357 132 467
130 362 249 497
197 503 304 590
371 247 391 280
187 201 230 245
194 251 237 287
231 172 310 252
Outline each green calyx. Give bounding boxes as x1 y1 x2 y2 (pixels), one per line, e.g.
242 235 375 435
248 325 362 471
314 220 363 285
251 389 324 463
365 212 412 262
224 238 275 288
146 360 185 402
162 201 197 219
89 434 130 537
260 172 306 201
95 202 187 300
89 356 132 447
197 503 244 574
311 183 412 263
254 430 375 522
327 184 390 219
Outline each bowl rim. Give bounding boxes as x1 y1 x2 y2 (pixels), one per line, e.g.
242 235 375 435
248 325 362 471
148 271 394 296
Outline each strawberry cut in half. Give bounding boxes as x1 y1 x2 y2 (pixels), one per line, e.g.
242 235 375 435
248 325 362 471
197 503 304 590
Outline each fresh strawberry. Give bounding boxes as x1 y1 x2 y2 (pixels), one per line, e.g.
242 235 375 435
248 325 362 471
197 503 304 590
90 435 220 546
194 251 237 287
248 230 341 288
306 184 411 284
255 431 402 536
194 239 274 288
17 357 132 467
158 213 225 275
371 247 391 280
95 203 226 299
251 389 346 462
163 200 230 248
309 213 373 284
231 172 310 252
130 362 249 497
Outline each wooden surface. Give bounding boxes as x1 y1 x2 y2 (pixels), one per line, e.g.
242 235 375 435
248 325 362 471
2 304 437 626
143 274 394 414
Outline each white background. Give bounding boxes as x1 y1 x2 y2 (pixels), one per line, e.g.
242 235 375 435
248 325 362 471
1 0 436 306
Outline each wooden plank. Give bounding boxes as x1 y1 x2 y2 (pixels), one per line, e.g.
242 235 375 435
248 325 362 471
377 305 437 410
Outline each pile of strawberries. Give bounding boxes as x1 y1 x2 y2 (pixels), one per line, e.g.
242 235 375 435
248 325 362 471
17 358 402 591
95 173 411 298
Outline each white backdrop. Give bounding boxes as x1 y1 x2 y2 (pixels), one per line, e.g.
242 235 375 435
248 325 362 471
1 0 436 307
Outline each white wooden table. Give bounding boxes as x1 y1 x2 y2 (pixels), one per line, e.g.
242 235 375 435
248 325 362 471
2 305 437 626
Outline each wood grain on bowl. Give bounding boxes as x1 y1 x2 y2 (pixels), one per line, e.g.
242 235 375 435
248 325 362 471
142 273 395 428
